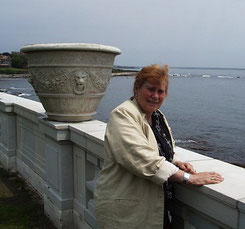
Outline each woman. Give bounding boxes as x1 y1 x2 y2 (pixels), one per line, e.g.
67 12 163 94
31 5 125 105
94 64 223 229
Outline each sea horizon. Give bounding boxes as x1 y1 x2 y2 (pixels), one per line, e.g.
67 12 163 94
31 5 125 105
114 65 245 71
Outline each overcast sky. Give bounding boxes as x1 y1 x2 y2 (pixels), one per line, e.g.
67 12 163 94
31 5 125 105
1 0 245 68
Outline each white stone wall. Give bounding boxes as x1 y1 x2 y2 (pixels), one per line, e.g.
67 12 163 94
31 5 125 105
0 92 245 229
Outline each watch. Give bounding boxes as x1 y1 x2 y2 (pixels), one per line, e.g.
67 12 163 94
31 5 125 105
183 172 190 183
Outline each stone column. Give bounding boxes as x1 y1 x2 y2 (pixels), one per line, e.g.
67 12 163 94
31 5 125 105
238 199 245 229
38 117 73 229
170 199 196 229
0 98 17 171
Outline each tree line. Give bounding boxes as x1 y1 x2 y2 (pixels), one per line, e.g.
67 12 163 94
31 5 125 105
1 52 28 69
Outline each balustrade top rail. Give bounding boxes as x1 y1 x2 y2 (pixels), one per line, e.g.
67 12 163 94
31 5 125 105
0 92 244 229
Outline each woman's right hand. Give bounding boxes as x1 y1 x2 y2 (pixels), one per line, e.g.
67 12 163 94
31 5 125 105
188 172 224 186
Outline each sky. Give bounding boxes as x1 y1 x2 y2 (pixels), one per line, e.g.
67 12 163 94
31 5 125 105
1 0 245 68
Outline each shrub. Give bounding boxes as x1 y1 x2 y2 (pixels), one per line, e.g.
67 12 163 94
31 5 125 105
10 52 28 69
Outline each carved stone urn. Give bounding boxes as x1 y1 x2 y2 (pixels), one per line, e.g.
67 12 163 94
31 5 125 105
21 43 121 122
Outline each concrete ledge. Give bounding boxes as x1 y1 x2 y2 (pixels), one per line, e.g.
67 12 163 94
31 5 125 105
44 184 73 210
1 93 245 229
69 121 105 160
173 183 238 228
0 102 14 113
38 118 70 141
175 146 213 162
0 92 45 119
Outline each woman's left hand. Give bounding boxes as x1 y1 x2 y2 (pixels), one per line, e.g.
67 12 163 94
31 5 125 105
174 161 196 174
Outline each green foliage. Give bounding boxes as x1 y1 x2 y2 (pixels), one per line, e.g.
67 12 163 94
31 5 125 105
10 53 28 69
0 68 29 75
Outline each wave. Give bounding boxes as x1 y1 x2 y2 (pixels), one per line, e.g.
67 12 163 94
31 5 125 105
217 75 233 79
18 93 32 97
10 87 28 90
202 74 210 78
175 139 196 144
171 73 191 77
182 74 191 77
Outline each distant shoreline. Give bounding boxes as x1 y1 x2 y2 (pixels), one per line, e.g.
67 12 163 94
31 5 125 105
0 74 29 79
171 66 245 70
111 71 138 77
0 71 138 79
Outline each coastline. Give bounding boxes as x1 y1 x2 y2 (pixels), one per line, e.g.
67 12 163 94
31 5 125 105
0 72 138 79
0 74 29 79
111 71 138 77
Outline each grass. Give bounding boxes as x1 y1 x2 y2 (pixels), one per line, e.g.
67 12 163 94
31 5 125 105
0 181 14 198
0 167 56 229
0 202 41 229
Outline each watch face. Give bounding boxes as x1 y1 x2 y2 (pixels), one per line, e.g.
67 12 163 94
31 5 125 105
184 173 190 183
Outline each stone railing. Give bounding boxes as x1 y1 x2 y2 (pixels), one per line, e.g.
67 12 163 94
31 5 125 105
0 92 244 229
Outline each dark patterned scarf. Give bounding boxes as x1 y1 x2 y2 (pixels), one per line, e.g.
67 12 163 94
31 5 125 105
151 110 174 200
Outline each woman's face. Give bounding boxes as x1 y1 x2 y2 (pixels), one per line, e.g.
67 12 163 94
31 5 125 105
135 80 166 117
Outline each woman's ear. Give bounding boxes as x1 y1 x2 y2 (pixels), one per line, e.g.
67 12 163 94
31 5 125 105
134 87 138 99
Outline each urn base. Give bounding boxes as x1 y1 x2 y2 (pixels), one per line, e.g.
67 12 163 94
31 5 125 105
46 111 96 122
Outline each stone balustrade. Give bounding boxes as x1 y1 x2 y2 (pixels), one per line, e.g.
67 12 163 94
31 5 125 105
0 92 244 229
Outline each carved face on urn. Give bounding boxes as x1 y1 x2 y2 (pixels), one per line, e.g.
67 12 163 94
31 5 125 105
74 71 89 95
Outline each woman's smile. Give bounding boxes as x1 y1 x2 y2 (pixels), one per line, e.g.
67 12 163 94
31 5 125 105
135 80 166 119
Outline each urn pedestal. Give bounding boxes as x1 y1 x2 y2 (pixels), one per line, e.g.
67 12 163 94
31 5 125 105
21 43 121 122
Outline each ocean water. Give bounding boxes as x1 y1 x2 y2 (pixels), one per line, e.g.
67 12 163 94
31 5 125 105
1 68 245 165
